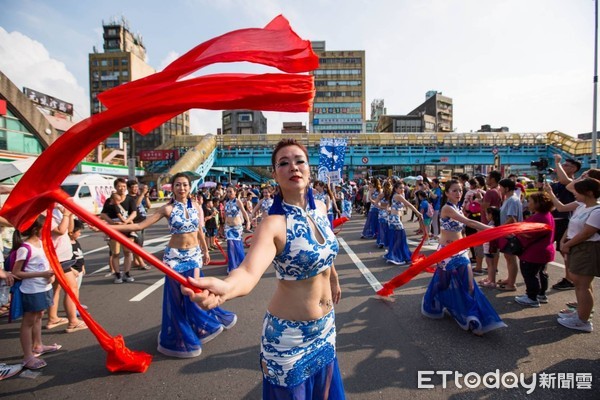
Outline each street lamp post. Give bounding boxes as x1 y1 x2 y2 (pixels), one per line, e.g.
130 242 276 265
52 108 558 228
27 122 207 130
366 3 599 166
592 0 598 169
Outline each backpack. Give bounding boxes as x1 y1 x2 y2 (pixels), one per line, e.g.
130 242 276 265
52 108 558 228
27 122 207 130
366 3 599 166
426 202 434 218
8 243 32 322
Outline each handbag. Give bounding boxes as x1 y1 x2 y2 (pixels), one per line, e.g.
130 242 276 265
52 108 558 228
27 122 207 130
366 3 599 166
501 236 523 256
468 201 481 214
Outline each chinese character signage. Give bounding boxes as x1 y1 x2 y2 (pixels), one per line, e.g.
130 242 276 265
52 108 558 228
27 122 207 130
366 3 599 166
23 87 74 116
139 149 180 161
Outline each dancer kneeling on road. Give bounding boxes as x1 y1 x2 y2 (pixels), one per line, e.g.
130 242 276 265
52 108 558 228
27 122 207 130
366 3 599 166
111 173 237 358
182 139 345 399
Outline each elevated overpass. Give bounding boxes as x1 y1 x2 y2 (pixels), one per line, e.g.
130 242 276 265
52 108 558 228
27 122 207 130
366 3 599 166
154 131 598 182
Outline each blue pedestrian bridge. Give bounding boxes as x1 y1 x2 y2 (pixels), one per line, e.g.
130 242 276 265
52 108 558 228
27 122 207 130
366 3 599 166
153 131 598 187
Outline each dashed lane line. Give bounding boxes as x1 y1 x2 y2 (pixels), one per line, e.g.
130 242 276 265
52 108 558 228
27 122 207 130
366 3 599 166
88 240 170 276
338 237 383 292
83 235 171 256
130 279 165 302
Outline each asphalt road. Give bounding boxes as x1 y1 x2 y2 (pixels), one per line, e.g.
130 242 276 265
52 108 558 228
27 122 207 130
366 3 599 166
0 212 598 399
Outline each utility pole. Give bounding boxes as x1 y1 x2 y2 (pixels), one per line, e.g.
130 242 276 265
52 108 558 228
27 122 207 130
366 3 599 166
592 0 598 169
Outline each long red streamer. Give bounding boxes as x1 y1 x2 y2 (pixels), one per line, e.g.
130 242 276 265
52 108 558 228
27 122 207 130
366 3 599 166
0 15 317 373
207 240 228 266
41 206 152 372
377 222 551 297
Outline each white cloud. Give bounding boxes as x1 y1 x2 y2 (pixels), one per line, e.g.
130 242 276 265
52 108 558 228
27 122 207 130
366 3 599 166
158 51 180 72
0 27 89 121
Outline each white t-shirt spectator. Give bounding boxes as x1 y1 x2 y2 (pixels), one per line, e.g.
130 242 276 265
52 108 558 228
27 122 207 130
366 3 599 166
566 203 600 241
52 208 72 262
17 243 52 294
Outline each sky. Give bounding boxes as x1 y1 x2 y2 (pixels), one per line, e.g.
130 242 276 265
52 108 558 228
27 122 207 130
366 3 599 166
0 0 596 136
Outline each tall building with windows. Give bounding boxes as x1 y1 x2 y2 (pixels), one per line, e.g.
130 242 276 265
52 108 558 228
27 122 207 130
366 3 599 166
365 99 385 133
309 41 365 134
408 91 453 132
88 17 189 160
221 110 267 135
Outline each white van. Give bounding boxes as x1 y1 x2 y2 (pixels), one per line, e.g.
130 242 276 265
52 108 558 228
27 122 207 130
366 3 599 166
61 174 116 215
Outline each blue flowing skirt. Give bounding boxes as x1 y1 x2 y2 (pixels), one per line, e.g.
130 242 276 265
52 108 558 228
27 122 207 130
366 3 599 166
262 358 345 400
385 226 412 264
376 218 389 247
261 310 345 399
361 208 379 239
227 239 245 274
159 252 237 358
421 252 506 335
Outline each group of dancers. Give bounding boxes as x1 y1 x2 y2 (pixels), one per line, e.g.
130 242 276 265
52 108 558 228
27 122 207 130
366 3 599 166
361 176 507 336
361 178 424 265
120 164 507 398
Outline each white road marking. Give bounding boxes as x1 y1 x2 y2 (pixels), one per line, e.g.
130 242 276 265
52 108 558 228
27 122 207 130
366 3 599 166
338 237 383 292
130 278 164 302
83 235 171 256
88 240 170 275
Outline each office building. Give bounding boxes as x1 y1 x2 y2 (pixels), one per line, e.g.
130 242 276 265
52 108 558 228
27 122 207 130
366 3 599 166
309 41 365 134
365 99 385 133
408 91 453 132
281 122 307 134
88 17 189 160
222 110 267 135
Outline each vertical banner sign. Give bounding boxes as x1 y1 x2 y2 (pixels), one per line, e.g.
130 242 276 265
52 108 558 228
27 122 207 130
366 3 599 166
318 138 347 183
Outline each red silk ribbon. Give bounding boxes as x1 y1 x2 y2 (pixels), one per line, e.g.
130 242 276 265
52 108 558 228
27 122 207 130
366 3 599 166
0 15 317 373
377 222 551 297
41 205 152 372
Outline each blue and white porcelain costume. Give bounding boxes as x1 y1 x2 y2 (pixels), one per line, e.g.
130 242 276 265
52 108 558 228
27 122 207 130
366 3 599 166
225 198 246 274
313 190 335 229
260 197 274 215
361 190 379 239
261 193 345 398
421 203 506 335
158 199 237 358
384 197 412 265
376 198 389 248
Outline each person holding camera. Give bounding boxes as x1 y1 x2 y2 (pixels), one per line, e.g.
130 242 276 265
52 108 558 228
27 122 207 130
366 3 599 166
549 154 581 291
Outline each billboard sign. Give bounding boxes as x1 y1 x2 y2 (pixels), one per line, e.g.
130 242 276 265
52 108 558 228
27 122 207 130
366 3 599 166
139 149 180 161
23 87 74 116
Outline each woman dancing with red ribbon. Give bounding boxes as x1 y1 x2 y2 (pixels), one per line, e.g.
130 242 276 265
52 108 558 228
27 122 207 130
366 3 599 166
421 179 507 336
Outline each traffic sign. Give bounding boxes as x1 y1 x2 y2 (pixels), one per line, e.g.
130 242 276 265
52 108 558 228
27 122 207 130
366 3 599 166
362 157 369 164
492 146 498 155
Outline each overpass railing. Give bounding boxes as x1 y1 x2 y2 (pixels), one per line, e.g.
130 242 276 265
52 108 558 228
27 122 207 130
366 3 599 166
215 131 596 156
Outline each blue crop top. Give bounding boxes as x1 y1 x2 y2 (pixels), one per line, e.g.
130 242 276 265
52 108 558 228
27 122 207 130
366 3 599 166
260 198 274 213
168 199 199 234
391 197 404 211
440 202 465 232
225 199 241 218
272 202 339 280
